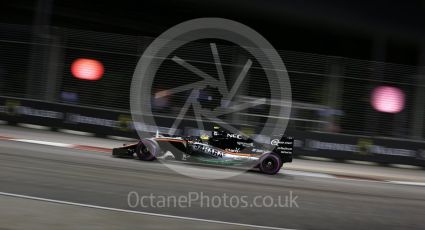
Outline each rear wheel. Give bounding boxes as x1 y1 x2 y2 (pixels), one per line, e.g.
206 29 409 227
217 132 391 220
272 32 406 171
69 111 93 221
136 140 158 161
259 153 282 175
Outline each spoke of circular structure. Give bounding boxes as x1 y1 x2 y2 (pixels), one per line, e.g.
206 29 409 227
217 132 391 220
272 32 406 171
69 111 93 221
210 43 229 97
203 98 266 117
224 59 252 105
172 56 219 86
192 91 205 132
155 82 204 99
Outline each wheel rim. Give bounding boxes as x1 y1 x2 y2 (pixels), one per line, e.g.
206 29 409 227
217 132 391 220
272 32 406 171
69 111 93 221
259 153 282 174
263 158 276 170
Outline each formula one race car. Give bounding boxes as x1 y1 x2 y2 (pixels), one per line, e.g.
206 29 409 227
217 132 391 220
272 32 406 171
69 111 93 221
113 127 294 174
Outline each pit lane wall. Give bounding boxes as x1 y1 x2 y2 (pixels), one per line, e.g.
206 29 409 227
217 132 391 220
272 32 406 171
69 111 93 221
0 96 424 167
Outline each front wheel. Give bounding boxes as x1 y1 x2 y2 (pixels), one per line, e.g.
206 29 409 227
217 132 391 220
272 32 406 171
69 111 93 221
136 140 158 161
259 153 282 175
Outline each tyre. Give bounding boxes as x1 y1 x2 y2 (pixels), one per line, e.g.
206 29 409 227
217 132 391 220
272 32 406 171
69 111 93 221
259 153 282 175
136 140 158 161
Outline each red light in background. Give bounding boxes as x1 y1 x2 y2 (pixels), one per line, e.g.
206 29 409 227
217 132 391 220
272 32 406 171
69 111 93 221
371 86 405 113
71 58 104 81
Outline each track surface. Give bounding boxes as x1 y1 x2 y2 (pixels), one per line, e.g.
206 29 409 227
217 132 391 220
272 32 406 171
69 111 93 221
0 139 424 230
1 125 424 182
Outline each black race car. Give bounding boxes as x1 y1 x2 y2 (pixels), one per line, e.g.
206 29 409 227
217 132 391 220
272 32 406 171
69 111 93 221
113 127 294 174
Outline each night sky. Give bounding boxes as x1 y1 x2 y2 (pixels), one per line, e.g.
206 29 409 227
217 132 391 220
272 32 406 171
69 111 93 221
2 0 425 65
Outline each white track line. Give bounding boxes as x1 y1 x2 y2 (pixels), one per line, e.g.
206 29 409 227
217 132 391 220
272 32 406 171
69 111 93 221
0 192 295 230
388 181 425 187
13 139 73 148
17 123 51 130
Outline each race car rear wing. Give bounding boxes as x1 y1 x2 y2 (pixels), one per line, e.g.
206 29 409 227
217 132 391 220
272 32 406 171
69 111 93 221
271 136 294 162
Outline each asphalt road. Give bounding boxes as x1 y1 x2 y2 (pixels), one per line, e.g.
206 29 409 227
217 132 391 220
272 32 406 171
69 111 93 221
0 140 424 230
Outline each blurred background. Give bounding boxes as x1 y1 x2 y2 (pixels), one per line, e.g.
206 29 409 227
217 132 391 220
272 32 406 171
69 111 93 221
0 0 425 166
